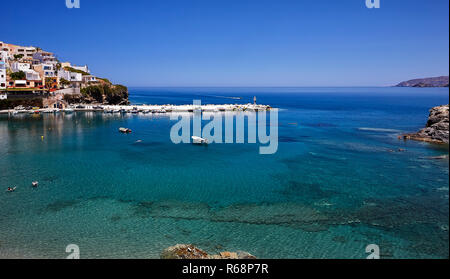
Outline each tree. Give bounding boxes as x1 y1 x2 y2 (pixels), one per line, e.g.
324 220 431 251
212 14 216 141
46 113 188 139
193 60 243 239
45 77 55 90
10 71 26 80
13 54 24 60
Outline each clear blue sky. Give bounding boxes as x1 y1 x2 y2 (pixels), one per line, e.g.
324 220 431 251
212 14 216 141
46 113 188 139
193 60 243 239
4 0 449 87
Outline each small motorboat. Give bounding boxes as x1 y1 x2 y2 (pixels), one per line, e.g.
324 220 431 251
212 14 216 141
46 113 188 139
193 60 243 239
6 187 16 192
192 136 209 145
64 108 74 113
32 181 39 188
119 127 132 133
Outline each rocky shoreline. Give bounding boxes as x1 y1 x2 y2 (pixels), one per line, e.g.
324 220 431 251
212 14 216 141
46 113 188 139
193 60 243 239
160 244 256 259
401 104 449 144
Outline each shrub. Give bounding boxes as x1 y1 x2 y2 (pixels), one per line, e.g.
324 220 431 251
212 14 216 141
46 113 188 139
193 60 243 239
10 71 26 80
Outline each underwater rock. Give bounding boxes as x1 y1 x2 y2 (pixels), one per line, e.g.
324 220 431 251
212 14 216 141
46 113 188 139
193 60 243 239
161 244 209 259
160 244 256 259
402 105 449 144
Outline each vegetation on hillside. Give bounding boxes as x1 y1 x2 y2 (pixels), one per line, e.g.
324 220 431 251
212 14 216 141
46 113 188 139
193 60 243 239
64 66 90 76
64 84 129 105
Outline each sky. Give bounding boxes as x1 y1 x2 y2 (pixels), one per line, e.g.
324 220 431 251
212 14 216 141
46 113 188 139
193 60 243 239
3 0 449 87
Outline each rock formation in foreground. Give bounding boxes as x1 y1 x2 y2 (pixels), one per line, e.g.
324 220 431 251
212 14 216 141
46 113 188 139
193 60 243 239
402 104 449 144
160 244 256 259
395 76 449 87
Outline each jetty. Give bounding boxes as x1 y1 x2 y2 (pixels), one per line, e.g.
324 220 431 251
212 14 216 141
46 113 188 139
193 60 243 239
0 103 271 115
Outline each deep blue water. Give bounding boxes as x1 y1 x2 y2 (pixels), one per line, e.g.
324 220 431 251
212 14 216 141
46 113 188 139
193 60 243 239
0 87 448 258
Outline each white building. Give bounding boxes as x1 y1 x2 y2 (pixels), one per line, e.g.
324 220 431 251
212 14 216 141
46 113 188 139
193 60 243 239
58 69 82 82
11 62 31 72
33 51 57 65
42 64 56 77
82 75 97 83
0 51 6 89
72 65 90 74
0 61 6 90
25 70 41 81
0 50 9 63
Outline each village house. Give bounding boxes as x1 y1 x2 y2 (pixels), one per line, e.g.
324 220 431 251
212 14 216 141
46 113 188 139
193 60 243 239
0 51 7 90
0 62 6 90
33 63 57 78
58 69 82 88
33 50 57 65
11 61 31 72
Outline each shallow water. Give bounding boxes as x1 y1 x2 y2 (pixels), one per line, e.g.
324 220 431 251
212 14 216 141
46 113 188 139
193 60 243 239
0 87 448 258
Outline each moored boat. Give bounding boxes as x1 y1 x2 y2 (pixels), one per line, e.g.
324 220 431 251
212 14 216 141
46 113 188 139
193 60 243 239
191 136 209 145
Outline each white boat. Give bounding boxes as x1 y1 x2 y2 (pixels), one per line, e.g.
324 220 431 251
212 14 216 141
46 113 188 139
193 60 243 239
119 127 132 133
64 108 74 113
192 136 209 145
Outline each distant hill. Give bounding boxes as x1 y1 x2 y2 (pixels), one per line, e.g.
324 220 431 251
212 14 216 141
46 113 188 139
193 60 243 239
395 76 449 87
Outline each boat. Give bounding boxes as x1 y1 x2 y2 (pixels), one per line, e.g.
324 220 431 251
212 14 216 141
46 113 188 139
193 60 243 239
113 109 120 113
32 181 39 187
119 127 132 133
64 108 74 113
6 187 16 192
105 109 114 113
192 136 209 145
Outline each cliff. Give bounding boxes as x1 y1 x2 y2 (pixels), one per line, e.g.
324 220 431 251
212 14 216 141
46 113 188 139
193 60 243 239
64 84 129 105
402 105 449 144
160 244 256 259
395 76 449 87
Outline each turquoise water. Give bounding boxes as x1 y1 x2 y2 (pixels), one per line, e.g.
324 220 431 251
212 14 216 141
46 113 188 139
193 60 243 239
0 87 448 259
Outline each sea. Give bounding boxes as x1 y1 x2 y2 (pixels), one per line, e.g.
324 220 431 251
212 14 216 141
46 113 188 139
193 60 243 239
0 87 448 258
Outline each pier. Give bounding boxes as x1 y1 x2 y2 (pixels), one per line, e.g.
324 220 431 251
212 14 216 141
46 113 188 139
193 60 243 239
0 103 272 115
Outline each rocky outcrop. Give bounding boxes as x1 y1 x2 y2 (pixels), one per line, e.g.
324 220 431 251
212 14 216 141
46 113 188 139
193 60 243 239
63 84 129 105
402 105 449 144
160 244 256 259
395 76 449 87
